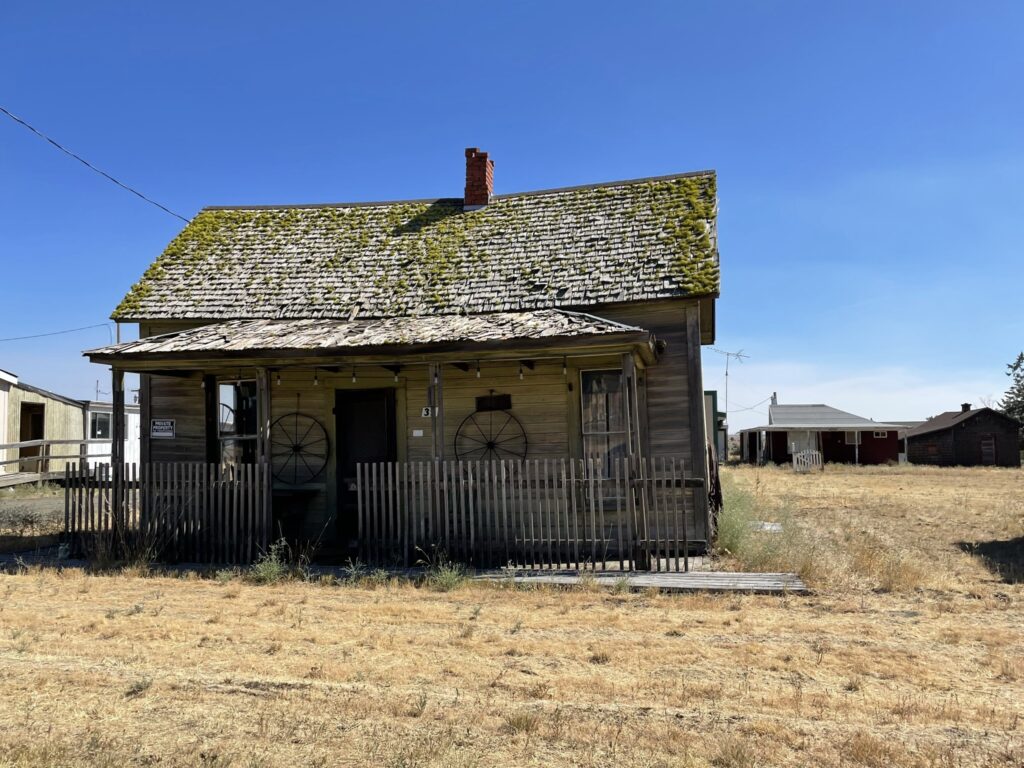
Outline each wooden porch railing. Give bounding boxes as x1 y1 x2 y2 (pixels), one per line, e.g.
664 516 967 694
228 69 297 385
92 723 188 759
357 456 697 572
65 462 270 564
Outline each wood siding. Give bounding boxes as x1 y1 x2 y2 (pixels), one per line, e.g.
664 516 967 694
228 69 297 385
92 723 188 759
908 412 1021 467
595 300 701 462
5 385 85 473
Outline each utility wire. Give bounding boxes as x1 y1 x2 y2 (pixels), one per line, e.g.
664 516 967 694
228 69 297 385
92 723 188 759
0 323 113 344
0 104 189 223
728 395 773 414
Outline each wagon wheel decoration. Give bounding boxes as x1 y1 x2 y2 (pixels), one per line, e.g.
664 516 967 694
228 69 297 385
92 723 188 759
270 413 329 485
454 410 528 461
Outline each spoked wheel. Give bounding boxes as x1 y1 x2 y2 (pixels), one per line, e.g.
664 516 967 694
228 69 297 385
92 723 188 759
454 410 527 461
270 413 329 485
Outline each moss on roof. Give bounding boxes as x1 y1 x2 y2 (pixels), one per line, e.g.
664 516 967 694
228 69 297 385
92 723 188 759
113 172 718 321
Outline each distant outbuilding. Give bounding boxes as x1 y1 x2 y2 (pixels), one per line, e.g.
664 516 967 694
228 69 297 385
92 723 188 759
905 404 1021 467
739 397 901 466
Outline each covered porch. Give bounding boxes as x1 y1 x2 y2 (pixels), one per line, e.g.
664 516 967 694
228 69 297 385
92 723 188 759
76 310 709 568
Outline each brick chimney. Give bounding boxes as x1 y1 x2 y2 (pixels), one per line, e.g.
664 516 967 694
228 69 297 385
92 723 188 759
464 148 494 209
961 402 972 413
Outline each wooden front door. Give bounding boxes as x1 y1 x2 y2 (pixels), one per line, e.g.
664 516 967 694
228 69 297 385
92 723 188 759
335 389 396 545
980 434 996 465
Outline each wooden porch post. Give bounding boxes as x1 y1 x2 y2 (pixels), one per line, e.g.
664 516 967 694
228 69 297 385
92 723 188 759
255 368 272 552
430 363 445 461
111 367 126 540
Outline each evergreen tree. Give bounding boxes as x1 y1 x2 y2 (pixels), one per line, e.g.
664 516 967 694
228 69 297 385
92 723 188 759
998 352 1024 429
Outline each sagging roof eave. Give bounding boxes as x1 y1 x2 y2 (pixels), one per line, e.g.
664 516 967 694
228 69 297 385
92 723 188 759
85 331 659 371
109 292 722 325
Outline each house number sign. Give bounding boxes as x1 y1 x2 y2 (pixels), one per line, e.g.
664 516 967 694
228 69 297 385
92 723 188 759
150 419 176 439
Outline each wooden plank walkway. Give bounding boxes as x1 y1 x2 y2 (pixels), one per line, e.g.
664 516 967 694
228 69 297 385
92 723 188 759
474 570 808 594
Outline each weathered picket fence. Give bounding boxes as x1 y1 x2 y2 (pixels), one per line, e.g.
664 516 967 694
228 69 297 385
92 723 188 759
356 456 696 571
64 462 270 564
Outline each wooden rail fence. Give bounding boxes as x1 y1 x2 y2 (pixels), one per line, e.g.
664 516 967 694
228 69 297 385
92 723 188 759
65 462 270 564
1 438 113 474
357 456 695 571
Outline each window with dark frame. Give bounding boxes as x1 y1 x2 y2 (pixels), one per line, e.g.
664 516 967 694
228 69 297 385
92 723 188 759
218 380 258 465
580 370 628 470
90 412 111 440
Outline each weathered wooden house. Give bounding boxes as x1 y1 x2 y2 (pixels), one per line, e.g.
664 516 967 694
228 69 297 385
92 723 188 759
80 149 720 568
740 401 901 466
906 404 1021 467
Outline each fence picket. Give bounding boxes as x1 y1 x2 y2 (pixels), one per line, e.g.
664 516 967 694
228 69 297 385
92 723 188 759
63 457 693 571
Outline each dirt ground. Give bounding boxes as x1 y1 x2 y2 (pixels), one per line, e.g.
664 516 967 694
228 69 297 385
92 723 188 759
0 484 64 553
0 465 1021 767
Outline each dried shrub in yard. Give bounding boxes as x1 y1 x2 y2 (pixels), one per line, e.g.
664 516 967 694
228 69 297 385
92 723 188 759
417 548 467 592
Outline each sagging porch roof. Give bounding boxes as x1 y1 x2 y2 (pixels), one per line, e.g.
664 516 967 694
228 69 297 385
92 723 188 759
86 309 656 367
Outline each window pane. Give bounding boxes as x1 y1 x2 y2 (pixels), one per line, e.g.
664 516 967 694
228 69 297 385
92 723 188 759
219 381 257 437
583 433 628 475
581 371 624 433
220 438 257 467
90 413 111 440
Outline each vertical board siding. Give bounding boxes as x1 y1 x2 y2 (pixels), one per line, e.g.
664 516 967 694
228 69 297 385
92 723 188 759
6 385 86 473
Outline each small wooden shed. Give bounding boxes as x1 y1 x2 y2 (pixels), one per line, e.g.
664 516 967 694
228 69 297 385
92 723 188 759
78 149 722 568
906 404 1021 467
0 370 86 475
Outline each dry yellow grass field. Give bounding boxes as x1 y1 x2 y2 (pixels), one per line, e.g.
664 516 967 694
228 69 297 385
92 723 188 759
0 464 1021 767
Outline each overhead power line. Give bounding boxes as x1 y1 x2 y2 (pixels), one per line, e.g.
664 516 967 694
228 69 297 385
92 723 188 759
0 323 113 344
728 395 773 414
0 104 189 223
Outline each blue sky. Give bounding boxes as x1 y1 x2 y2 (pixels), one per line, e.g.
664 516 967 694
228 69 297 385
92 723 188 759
1 2 1021 429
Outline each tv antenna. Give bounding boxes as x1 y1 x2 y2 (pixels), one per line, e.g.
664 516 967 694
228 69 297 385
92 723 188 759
710 348 749 416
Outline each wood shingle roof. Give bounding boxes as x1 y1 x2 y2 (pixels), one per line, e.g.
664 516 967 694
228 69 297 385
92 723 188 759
88 310 649 361
113 171 718 322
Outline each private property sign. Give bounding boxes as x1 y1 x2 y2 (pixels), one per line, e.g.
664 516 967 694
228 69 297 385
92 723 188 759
150 419 175 439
